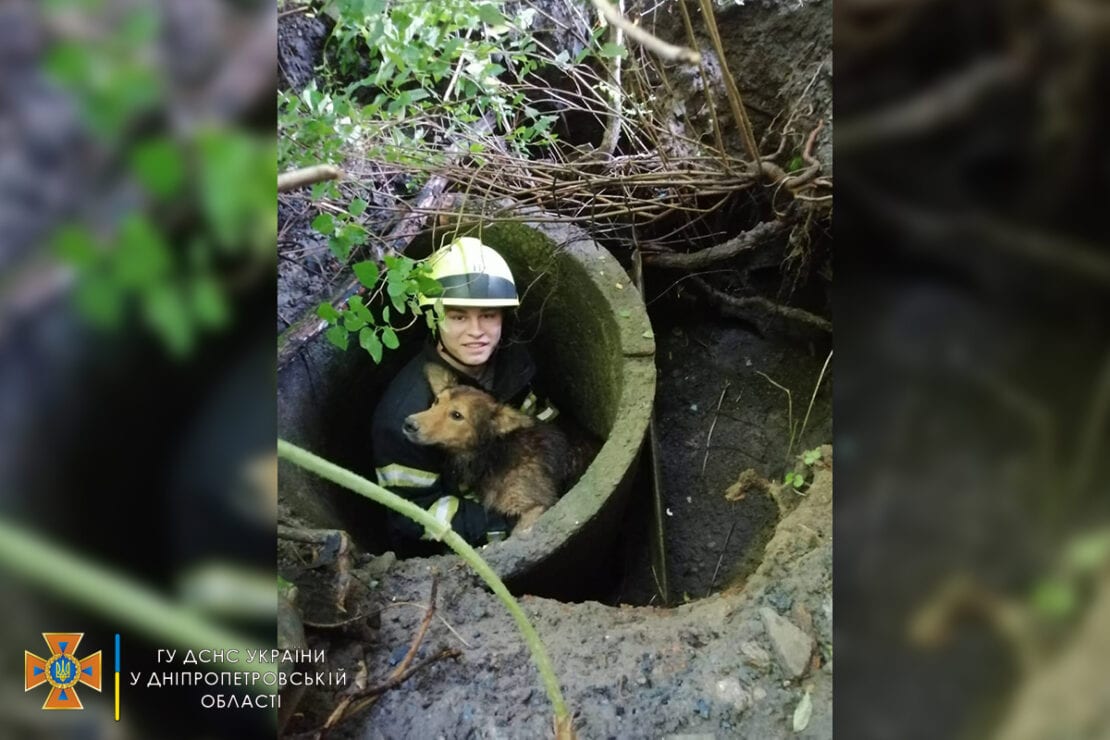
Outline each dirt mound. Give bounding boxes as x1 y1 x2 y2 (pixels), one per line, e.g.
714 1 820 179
284 452 831 739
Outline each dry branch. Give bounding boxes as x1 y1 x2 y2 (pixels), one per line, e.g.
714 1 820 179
643 220 788 269
279 165 343 193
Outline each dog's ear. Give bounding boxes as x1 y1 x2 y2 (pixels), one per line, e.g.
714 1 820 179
424 364 457 395
491 405 532 436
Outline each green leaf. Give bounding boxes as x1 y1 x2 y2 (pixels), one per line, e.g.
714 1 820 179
190 275 229 328
353 261 380 288
389 290 408 314
349 295 373 323
113 214 171 287
1065 530 1110 572
73 272 124 327
326 324 350 351
53 226 99 269
1032 579 1076 619
360 327 383 363
312 213 336 234
349 197 368 217
316 302 341 323
130 138 185 198
197 131 275 253
386 277 408 298
792 690 813 732
414 275 442 296
477 4 504 25
142 283 194 357
329 234 352 262
381 325 400 349
43 42 90 87
343 311 367 332
600 43 627 59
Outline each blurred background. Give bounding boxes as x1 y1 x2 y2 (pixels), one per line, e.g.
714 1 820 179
836 0 1110 738
0 0 276 738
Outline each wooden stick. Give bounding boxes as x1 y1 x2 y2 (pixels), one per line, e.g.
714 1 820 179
278 165 343 193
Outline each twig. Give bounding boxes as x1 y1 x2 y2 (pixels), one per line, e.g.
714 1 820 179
393 577 439 678
754 370 795 459
701 382 730 476
355 647 462 700
643 220 788 270
278 5 309 20
313 648 462 738
279 165 343 193
383 601 474 649
797 349 832 449
706 521 737 597
318 577 441 735
588 0 702 64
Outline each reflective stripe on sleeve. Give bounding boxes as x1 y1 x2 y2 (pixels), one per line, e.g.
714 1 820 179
520 392 537 414
376 464 439 488
421 496 460 541
536 405 558 421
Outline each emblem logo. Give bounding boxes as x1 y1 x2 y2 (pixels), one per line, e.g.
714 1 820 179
25 633 102 710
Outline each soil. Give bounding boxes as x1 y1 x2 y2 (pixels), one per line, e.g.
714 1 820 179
277 1 832 737
283 454 832 740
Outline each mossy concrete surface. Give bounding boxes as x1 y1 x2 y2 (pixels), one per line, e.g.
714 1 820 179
278 215 655 596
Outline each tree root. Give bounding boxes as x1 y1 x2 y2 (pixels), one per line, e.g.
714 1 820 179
690 276 831 332
643 220 788 270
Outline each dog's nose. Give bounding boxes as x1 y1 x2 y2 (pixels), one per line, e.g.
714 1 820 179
402 418 418 436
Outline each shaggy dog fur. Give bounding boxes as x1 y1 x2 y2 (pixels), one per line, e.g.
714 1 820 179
403 364 593 533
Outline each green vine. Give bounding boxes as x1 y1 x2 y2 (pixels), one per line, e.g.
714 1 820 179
276 438 570 726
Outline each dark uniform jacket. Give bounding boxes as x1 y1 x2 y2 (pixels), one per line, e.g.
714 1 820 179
371 340 555 547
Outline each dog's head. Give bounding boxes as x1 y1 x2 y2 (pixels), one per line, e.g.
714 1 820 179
402 364 531 452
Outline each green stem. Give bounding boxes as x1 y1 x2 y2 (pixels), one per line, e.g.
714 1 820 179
0 517 263 670
277 438 569 722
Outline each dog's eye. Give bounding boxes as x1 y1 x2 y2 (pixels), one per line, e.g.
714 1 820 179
450 410 463 420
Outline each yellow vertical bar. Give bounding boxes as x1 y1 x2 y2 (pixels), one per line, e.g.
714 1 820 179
114 673 119 720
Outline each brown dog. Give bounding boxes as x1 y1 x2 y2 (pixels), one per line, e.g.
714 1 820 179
403 364 589 533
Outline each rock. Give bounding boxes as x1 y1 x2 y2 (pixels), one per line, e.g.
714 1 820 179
740 640 772 669
714 677 752 712
759 607 815 678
